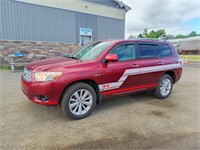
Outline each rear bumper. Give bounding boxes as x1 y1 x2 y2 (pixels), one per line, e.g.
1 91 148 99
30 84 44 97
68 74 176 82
21 76 60 106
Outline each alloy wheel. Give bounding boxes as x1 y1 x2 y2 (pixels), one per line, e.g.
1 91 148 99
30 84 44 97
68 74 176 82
69 89 93 116
160 78 172 96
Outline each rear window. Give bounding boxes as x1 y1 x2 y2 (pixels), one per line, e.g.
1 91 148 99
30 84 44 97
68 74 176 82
138 44 159 58
160 44 172 57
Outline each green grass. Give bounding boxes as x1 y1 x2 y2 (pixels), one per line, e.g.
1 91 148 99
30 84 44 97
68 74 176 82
0 64 24 71
179 55 200 62
0 65 10 70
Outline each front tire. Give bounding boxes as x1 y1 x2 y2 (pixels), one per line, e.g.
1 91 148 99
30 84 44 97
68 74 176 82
61 82 97 119
153 74 173 99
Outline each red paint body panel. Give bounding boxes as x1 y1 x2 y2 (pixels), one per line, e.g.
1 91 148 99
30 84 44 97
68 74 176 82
21 39 182 106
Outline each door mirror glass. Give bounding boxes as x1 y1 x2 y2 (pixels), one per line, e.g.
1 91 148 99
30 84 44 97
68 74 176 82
105 54 118 62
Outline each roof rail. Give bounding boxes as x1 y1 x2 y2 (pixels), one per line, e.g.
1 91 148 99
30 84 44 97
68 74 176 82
128 37 167 42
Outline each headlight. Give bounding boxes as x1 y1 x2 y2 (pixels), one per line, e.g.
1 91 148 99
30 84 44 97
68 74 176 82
35 72 62 82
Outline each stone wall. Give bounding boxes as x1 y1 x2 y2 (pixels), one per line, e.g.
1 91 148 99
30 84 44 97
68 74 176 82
0 40 79 64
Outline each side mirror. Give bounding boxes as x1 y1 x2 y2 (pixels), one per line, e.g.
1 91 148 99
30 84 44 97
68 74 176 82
105 54 118 62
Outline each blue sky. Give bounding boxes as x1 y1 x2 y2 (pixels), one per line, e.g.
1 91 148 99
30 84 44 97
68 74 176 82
186 17 200 33
124 0 200 37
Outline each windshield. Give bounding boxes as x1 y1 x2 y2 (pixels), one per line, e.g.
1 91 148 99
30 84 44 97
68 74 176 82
68 41 114 61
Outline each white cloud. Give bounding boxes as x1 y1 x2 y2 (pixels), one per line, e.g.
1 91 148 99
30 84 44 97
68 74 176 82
123 0 200 37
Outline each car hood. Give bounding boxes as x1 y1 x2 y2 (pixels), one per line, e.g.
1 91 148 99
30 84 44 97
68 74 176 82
26 57 83 72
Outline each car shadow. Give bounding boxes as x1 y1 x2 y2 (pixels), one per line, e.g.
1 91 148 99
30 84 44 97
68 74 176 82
94 91 156 113
24 91 158 122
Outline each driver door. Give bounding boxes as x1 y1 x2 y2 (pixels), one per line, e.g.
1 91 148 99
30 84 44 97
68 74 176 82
100 42 140 95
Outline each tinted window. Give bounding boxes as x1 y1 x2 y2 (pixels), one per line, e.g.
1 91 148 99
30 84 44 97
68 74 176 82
160 44 172 57
138 44 159 58
110 44 136 61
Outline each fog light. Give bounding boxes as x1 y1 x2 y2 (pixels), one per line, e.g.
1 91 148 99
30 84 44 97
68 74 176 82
36 95 48 101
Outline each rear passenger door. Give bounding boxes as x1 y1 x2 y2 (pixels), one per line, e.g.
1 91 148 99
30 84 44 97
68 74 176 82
137 42 164 86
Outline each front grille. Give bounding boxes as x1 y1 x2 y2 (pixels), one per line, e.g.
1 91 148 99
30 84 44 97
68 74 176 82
23 68 31 82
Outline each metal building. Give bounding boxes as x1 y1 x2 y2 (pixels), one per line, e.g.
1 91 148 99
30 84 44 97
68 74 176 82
0 0 131 45
169 36 200 55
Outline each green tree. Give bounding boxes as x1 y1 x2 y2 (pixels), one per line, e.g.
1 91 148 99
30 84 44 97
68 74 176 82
148 30 157 38
138 33 143 38
137 28 166 38
137 29 199 39
128 34 134 39
175 34 185 39
143 28 149 37
166 34 174 40
188 31 198 37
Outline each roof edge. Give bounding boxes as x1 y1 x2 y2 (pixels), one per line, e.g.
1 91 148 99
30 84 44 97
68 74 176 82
112 0 131 12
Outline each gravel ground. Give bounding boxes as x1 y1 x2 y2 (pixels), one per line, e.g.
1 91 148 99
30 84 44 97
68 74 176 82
0 65 200 149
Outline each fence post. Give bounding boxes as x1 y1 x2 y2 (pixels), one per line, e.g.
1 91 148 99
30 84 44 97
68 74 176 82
10 58 15 73
183 56 188 64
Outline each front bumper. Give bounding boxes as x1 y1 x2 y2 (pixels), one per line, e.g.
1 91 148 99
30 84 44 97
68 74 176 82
21 76 61 106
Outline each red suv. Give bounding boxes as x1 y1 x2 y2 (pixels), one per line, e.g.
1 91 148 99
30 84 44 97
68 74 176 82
21 39 182 119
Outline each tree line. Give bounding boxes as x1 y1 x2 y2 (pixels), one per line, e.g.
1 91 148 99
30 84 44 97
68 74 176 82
128 28 200 40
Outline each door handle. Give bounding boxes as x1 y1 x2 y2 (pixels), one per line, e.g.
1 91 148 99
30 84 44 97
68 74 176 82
132 64 139 68
158 61 164 65
92 73 101 77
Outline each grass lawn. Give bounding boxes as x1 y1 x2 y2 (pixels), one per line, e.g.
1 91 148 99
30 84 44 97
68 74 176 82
0 65 10 70
179 55 200 62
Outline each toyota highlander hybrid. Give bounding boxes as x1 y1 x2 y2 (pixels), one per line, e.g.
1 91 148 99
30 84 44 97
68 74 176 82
21 39 182 119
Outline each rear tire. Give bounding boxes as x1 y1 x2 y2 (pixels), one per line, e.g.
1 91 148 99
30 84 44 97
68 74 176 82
153 74 173 99
61 82 97 119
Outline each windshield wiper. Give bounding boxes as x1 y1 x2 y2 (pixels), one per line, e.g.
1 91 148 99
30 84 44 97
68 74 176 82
67 56 79 60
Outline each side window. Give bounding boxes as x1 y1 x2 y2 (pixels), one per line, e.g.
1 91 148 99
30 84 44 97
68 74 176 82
138 44 159 58
110 44 136 61
160 44 172 57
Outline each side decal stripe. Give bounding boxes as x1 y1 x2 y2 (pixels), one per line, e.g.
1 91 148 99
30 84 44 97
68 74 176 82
99 63 182 91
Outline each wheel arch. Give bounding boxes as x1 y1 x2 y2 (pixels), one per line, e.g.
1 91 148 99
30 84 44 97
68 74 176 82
164 71 176 84
59 79 102 104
